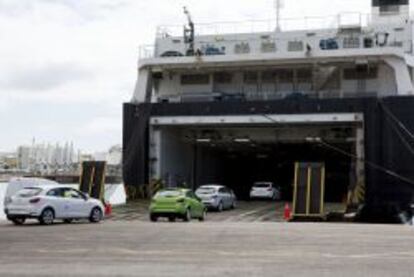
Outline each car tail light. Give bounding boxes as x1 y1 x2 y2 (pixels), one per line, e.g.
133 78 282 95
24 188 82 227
29 197 41 204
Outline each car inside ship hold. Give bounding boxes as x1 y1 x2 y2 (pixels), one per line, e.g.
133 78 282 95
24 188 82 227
145 113 364 217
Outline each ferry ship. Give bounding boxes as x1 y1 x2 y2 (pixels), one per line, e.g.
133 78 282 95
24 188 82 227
124 0 414 221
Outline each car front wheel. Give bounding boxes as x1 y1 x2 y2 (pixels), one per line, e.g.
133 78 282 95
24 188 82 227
39 208 54 225
183 209 191 222
199 210 206 222
217 201 223 212
89 207 103 223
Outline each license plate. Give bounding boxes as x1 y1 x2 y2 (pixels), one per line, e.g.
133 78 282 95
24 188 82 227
9 209 28 215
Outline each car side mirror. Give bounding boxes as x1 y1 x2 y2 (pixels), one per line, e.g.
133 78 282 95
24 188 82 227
83 193 89 200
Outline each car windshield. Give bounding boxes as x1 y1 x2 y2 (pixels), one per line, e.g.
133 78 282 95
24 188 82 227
156 190 183 197
16 187 42 198
254 183 271 188
196 187 216 194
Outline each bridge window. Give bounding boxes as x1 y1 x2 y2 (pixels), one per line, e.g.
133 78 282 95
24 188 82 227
213 72 233 84
275 69 294 83
297 69 313 83
262 71 276 83
181 74 210 85
379 5 400 13
344 66 378 80
288 41 304 52
244 72 259 84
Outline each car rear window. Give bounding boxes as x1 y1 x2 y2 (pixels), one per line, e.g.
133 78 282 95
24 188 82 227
196 187 216 194
254 183 271 188
156 190 183 197
16 188 42 198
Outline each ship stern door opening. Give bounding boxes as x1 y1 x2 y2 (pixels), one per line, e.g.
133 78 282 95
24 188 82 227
149 114 365 220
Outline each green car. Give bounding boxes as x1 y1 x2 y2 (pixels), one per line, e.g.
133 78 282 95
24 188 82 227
149 188 206 222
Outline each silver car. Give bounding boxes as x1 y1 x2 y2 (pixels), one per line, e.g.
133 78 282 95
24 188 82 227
250 182 281 200
195 185 236 212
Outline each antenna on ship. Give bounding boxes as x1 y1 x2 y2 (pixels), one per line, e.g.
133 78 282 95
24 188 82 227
183 6 195 56
274 0 284 32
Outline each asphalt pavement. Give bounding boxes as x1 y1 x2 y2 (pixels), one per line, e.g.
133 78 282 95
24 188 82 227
108 200 286 222
108 200 346 222
1 220 414 276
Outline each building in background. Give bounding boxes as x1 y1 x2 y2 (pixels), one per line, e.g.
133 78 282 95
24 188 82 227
6 141 122 177
15 140 78 175
106 145 122 165
106 145 122 177
0 152 18 171
17 146 31 172
89 145 123 176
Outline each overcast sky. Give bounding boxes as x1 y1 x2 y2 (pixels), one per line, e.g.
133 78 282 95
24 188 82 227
0 0 374 152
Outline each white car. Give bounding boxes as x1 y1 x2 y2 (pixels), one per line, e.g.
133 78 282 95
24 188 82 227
195 184 237 211
4 185 105 225
250 182 281 200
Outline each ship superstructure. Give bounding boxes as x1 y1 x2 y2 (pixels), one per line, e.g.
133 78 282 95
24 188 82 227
135 0 413 103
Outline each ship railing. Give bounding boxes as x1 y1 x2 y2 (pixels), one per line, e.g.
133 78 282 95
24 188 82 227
156 13 372 38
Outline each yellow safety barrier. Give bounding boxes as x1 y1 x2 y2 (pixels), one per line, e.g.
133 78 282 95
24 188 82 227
292 162 326 219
